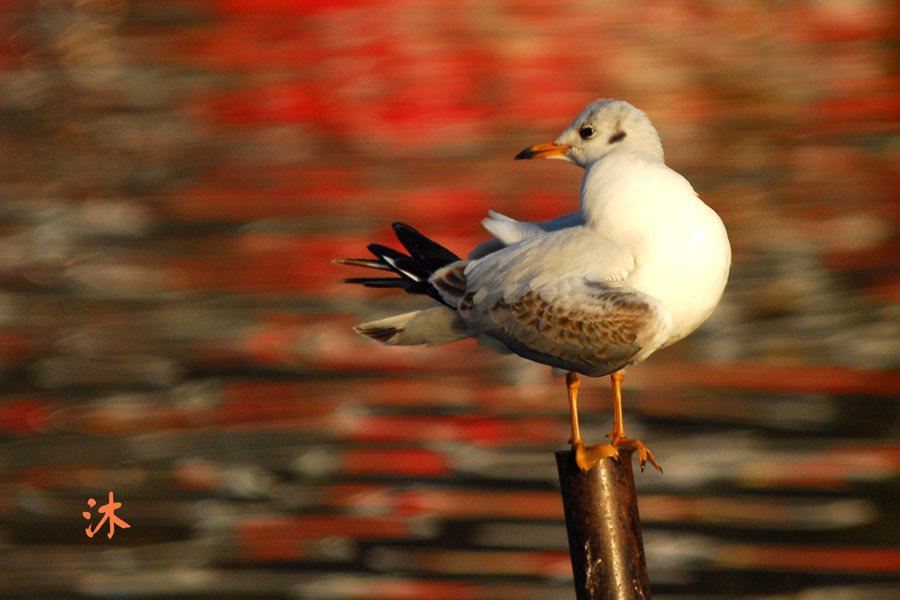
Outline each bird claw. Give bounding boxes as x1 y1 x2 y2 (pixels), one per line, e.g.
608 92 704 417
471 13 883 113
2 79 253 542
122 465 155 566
573 443 619 471
633 445 662 473
610 436 663 474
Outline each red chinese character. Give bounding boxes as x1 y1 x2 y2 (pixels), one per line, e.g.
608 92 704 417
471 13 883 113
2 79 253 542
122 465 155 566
83 491 131 539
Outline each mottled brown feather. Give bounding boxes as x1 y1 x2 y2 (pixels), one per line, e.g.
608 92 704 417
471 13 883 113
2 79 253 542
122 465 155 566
487 287 655 368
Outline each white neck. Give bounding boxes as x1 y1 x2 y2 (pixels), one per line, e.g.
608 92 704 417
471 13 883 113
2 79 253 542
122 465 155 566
579 152 676 232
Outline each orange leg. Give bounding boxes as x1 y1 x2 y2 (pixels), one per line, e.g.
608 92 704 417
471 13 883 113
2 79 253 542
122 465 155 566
566 372 582 445
567 371 618 471
606 370 662 473
606 370 627 439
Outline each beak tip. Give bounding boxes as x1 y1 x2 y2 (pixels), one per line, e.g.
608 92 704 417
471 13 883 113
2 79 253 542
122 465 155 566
514 149 534 160
514 141 569 161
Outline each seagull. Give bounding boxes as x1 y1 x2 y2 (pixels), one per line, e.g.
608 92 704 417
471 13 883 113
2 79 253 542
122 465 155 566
336 99 731 472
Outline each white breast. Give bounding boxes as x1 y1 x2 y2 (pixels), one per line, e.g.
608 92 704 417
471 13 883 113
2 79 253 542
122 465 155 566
581 154 732 345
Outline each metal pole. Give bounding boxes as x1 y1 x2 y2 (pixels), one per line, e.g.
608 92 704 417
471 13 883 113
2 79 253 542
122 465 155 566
556 449 652 600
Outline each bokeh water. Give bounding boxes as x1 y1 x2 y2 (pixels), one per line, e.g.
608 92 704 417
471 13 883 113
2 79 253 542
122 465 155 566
0 1 898 598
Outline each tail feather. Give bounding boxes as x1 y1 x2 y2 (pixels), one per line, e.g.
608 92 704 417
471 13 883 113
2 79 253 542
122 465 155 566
336 222 462 306
355 307 470 346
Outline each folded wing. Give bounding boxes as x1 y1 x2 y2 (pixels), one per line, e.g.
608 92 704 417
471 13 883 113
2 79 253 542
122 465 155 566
432 231 672 376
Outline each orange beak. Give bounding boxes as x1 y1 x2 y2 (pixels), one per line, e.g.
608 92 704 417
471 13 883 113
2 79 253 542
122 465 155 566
515 141 570 160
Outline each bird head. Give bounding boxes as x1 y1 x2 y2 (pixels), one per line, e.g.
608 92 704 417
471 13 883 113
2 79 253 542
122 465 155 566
515 99 664 168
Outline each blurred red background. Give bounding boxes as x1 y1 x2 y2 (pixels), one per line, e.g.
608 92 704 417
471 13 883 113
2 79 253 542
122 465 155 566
0 1 898 598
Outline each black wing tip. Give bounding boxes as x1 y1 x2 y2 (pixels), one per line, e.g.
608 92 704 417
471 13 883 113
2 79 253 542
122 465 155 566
367 243 404 258
336 222 461 307
391 222 461 264
338 277 408 288
391 221 425 237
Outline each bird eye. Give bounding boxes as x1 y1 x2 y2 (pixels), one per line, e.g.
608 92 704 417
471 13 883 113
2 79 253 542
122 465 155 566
579 126 595 140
